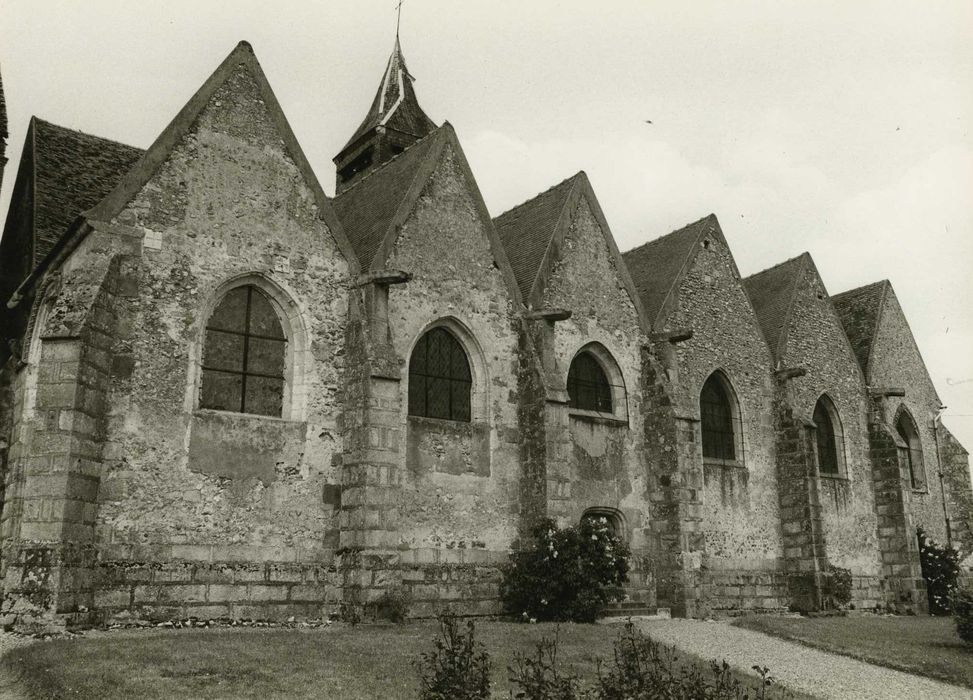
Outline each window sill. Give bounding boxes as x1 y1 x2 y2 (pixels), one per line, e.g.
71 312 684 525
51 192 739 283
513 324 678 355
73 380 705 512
703 458 746 469
818 472 850 482
568 409 628 427
194 408 296 424
911 488 929 495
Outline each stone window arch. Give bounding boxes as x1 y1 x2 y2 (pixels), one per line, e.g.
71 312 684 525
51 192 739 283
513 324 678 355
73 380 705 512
408 326 473 422
700 370 744 465
192 274 307 421
566 343 628 421
580 506 627 541
895 407 925 490
406 317 489 424
813 394 845 476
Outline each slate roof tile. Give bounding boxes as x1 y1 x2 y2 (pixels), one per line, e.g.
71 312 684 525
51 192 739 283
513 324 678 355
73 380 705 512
742 254 807 361
31 118 143 261
832 280 888 375
332 127 443 269
622 214 717 327
493 174 580 303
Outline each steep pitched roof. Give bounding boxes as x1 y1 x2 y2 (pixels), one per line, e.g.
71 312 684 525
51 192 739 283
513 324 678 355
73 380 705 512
86 41 358 268
30 118 143 262
742 253 808 362
493 172 646 325
338 37 436 155
832 280 889 375
493 174 579 302
332 126 445 269
332 122 524 307
622 214 719 329
1 68 7 154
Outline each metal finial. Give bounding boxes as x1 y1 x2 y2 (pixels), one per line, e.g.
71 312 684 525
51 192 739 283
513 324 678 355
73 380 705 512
395 0 404 39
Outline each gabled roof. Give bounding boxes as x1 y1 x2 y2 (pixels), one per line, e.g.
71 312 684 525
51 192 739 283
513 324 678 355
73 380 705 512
493 172 646 326
832 280 889 376
30 118 143 263
493 174 579 303
332 126 444 269
332 122 524 307
622 214 722 329
11 41 360 304
337 37 436 157
85 41 358 269
742 253 808 362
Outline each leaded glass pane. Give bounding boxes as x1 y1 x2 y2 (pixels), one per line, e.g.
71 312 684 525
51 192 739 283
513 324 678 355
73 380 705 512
407 327 472 422
248 288 285 339
200 369 243 412
701 376 735 461
203 330 244 372
245 375 284 417
567 353 612 412
248 337 286 377
207 287 248 332
814 400 839 474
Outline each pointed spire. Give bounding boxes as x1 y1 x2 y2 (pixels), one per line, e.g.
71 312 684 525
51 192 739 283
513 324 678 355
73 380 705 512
334 36 437 194
1 66 8 194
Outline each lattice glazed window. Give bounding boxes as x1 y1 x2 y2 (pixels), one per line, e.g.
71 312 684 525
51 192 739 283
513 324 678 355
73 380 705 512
567 352 613 413
700 373 744 464
200 285 286 417
408 327 472 422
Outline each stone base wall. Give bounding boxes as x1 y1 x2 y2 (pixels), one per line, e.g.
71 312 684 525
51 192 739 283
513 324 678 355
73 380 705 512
399 548 506 617
850 574 883 610
700 562 790 615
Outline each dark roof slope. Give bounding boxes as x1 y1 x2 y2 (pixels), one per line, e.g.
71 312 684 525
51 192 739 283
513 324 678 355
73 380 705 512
743 254 807 361
832 280 889 375
332 127 444 269
31 118 143 260
493 174 580 302
622 214 717 327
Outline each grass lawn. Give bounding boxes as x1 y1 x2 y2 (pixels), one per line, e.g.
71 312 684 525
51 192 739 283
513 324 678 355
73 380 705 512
733 614 973 689
1 620 805 700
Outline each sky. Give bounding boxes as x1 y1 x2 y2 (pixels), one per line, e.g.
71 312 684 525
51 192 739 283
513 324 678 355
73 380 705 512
1 1 971 450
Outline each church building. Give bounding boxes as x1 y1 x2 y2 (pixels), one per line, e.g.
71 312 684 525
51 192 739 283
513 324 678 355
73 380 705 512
0 39 970 628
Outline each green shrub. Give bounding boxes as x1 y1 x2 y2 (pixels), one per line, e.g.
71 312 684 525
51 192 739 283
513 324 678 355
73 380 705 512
953 587 973 645
508 628 581 700
416 612 491 700
592 621 776 699
369 585 412 623
500 517 629 623
826 564 853 608
917 527 960 615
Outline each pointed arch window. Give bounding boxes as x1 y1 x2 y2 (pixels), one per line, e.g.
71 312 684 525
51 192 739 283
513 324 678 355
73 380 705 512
408 327 472 422
700 372 743 465
199 285 286 417
567 352 613 413
813 396 844 476
896 410 925 490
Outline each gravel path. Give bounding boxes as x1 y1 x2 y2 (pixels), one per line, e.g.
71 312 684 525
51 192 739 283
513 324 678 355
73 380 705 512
630 618 973 700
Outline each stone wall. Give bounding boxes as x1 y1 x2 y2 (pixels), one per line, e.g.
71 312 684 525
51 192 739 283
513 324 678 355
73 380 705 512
539 195 652 604
776 263 881 606
664 233 784 612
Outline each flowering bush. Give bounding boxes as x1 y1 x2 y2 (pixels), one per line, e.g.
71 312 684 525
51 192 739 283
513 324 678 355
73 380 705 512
500 517 630 624
416 612 491 700
826 564 853 608
917 527 960 615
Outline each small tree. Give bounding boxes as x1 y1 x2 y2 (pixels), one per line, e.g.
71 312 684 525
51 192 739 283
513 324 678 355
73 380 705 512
500 517 629 624
953 587 973 645
416 612 491 700
917 527 960 615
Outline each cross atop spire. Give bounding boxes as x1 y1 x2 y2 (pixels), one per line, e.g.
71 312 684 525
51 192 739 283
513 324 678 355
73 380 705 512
333 34 437 193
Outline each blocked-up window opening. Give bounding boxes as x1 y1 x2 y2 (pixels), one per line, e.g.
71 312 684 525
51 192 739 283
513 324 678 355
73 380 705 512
814 398 843 475
700 373 742 464
896 412 925 490
200 285 286 416
408 327 472 422
567 353 613 413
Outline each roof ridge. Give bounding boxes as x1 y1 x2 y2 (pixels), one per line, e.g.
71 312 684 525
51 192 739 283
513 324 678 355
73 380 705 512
333 125 443 198
31 116 144 153
493 171 584 222
622 212 716 257
742 251 809 282
832 278 890 301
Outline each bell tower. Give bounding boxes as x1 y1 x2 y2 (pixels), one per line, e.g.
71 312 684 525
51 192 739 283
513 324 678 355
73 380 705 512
333 36 436 194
